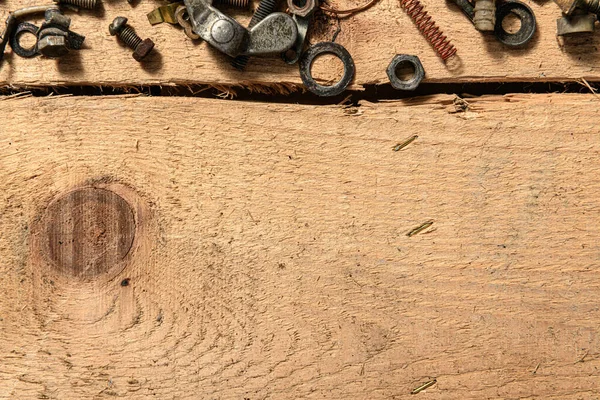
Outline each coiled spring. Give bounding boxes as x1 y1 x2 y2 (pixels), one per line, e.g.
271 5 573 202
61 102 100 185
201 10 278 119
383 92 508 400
399 0 457 61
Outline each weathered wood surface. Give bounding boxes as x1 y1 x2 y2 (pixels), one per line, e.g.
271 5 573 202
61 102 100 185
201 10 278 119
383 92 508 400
0 0 599 88
1 93 599 398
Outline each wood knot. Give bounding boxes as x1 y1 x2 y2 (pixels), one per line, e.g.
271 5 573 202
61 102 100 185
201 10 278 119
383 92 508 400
42 187 136 278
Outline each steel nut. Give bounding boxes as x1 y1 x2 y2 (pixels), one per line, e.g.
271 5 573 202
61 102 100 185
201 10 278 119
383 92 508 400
132 38 155 61
287 0 317 17
387 54 425 91
37 35 69 58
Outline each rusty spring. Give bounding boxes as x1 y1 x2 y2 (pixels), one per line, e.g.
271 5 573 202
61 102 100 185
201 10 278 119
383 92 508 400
399 0 457 61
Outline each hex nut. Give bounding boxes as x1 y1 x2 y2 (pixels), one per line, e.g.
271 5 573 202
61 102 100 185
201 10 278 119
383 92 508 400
287 0 318 17
387 54 425 91
37 35 69 58
132 38 155 61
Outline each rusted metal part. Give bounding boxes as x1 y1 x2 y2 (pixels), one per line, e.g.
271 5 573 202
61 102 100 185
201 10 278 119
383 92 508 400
175 5 200 40
0 4 59 65
37 9 85 58
557 12 596 35
109 16 155 62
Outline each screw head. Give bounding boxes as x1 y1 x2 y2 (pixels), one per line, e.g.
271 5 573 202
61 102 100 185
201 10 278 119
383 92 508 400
133 38 155 61
109 17 128 36
211 19 235 44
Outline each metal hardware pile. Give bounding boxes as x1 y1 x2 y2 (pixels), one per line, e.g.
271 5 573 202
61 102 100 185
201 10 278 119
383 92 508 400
1 0 591 96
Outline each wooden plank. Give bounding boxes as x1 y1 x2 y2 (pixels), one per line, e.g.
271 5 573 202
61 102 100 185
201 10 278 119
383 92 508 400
1 93 600 398
0 0 598 88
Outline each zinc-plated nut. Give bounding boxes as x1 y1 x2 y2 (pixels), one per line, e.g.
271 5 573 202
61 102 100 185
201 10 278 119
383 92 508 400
387 54 425 91
37 34 69 57
109 16 155 61
287 0 317 17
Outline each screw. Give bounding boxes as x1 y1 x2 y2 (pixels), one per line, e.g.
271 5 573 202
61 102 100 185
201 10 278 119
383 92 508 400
231 0 278 70
109 16 155 62
54 0 97 10
555 0 600 15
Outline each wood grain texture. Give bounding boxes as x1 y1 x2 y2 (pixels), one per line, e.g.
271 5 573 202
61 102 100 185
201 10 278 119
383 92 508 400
1 93 600 399
0 0 599 88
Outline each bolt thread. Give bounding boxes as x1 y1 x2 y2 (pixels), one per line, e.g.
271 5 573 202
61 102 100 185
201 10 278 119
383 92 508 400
248 0 277 27
216 0 250 8
231 0 278 70
119 26 143 50
58 0 97 9
585 0 600 14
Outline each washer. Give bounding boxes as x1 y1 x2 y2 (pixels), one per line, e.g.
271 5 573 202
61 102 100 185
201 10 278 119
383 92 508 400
10 22 39 58
494 1 536 47
299 42 355 97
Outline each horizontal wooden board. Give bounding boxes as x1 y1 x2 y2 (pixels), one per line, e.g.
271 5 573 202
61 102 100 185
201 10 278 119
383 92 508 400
1 93 600 398
0 0 599 88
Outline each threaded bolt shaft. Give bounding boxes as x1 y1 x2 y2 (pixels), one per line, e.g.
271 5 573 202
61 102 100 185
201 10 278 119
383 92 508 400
118 26 143 50
55 0 97 9
216 0 250 8
582 0 600 13
231 0 278 70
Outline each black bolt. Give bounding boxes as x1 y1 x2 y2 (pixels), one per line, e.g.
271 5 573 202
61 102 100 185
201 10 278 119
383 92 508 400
109 17 155 62
231 0 278 70
55 0 98 10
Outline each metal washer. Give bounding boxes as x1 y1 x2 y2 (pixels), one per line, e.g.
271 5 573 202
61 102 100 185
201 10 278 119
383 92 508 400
10 22 39 58
494 1 536 47
299 42 355 97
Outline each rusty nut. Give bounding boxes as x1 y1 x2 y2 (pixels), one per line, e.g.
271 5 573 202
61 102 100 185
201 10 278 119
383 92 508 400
287 0 318 17
387 54 425 91
133 38 155 61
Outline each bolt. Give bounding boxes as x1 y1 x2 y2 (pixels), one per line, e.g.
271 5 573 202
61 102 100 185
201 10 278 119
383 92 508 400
473 0 495 31
231 0 278 70
211 19 235 43
53 0 97 10
109 16 155 61
554 0 600 16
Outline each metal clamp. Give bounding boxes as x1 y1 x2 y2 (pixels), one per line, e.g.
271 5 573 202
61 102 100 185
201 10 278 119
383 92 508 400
183 0 297 57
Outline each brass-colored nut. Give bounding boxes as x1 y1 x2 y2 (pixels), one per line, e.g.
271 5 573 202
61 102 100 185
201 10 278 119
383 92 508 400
287 0 318 17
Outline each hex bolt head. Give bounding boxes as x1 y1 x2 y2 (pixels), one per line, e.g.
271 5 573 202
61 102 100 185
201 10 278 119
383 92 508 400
109 17 128 36
133 38 155 61
387 54 425 91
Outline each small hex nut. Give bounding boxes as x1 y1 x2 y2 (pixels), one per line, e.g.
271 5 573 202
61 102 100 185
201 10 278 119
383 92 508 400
287 0 318 17
387 54 425 91
132 38 155 61
37 35 69 58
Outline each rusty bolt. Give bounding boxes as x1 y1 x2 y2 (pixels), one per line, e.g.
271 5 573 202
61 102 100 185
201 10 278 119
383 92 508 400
109 16 154 61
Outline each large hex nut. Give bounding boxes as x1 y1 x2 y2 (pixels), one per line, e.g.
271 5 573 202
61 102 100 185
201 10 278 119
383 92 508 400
287 0 318 17
387 54 425 91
